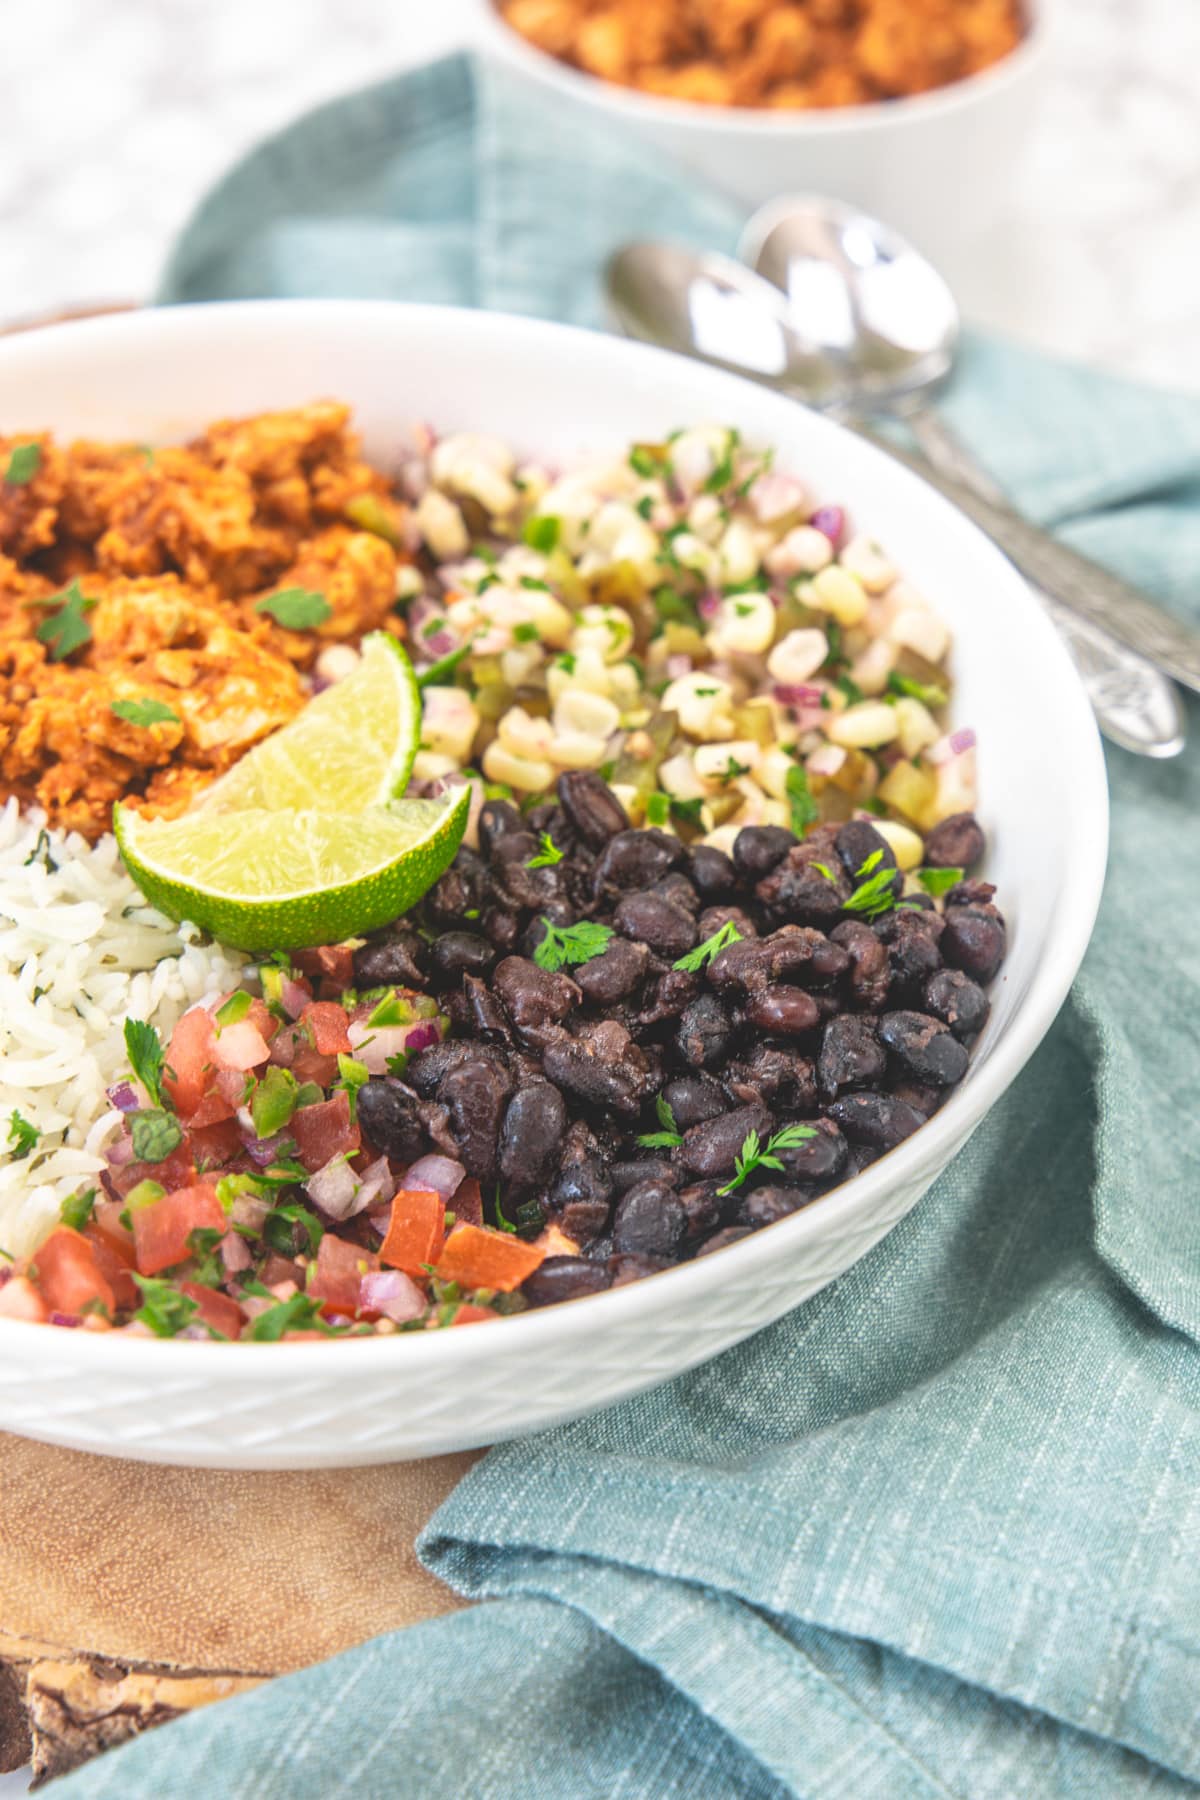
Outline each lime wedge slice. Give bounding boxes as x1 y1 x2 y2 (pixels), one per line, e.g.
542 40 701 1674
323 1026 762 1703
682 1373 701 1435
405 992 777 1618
114 788 470 952
200 632 421 815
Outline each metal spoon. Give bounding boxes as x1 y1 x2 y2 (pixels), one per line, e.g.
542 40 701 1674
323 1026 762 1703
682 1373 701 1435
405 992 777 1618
605 240 1191 758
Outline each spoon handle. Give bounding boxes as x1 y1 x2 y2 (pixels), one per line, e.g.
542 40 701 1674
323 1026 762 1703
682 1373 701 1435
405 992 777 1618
897 409 1186 759
859 420 1200 698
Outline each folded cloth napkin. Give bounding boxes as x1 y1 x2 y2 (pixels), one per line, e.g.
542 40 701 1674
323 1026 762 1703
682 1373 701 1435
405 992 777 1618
60 52 1200 1799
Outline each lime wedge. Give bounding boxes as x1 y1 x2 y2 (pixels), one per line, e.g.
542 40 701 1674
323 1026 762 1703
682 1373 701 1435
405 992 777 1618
200 632 420 815
114 788 470 952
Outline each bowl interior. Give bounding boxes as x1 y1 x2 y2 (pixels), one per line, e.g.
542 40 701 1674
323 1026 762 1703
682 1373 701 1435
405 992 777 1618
0 300 1107 1382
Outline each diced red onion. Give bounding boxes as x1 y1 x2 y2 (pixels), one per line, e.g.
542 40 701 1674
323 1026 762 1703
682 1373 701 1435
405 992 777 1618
809 504 846 546
926 734 959 766
360 1269 425 1324
697 590 721 620
280 977 310 1020
773 683 825 709
665 653 693 680
401 1154 464 1201
177 1323 214 1342
403 1020 442 1055
106 1082 139 1114
221 1231 252 1273
807 743 847 777
749 471 806 523
106 1135 135 1169
244 1128 289 1168
231 1193 272 1231
305 1155 360 1220
213 1019 270 1072
353 1156 395 1214
949 726 977 755
793 705 829 734
347 1022 413 1075
49 1311 81 1328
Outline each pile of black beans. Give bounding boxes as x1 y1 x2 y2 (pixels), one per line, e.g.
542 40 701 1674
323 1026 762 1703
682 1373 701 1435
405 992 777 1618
351 773 1005 1309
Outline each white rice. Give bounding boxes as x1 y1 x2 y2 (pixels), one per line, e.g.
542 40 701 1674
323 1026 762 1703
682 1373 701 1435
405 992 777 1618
0 799 248 1258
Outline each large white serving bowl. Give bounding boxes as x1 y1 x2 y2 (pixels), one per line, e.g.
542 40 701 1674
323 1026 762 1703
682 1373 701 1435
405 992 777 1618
0 301 1107 1469
473 0 1049 280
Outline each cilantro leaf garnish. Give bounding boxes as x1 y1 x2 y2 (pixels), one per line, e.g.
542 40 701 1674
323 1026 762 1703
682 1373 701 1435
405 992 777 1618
513 620 541 641
131 1275 200 1339
6 1110 38 1161
629 445 664 478
34 580 97 662
785 762 819 837
704 433 739 494
263 1204 325 1256
525 831 564 870
670 797 705 828
254 587 332 630
250 1292 338 1341
636 1093 683 1150
673 918 743 974
716 756 751 785
522 514 561 553
835 672 865 707
843 848 900 921
4 442 41 485
888 671 949 709
186 1226 226 1287
124 1018 166 1107
110 697 180 728
717 1122 818 1196
416 639 474 689
532 918 614 973
130 1107 184 1165
335 1053 370 1123
917 866 963 897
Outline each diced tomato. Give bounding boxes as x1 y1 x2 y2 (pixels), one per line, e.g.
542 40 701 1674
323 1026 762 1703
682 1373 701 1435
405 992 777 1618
111 1136 198 1200
33 1227 116 1319
293 1043 340 1088
90 1199 136 1261
133 1184 226 1277
294 944 355 990
0 1276 49 1324
380 1189 445 1278
291 1089 359 1173
212 1018 271 1072
300 1002 353 1056
451 1177 483 1228
188 1117 245 1169
435 1224 545 1293
82 1222 139 1311
308 1234 379 1316
180 1281 245 1340
449 1303 498 1327
163 1006 218 1118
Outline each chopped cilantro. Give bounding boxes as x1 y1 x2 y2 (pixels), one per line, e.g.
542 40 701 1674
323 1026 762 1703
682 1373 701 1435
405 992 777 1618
254 587 332 630
522 515 560 553
130 1108 184 1164
629 446 662 478
525 831 564 869
835 672 865 707
60 1187 96 1231
251 1066 298 1139
635 495 654 521
417 640 474 688
674 917 744 973
532 918 614 973
131 1275 199 1338
513 621 540 643
4 442 41 485
554 652 577 677
249 1292 333 1342
718 1122 818 1196
636 1094 683 1150
670 797 705 828
518 577 550 593
888 672 949 708
335 1053 370 1122
124 1018 166 1106
917 866 964 897
6 1111 38 1161
110 697 179 728
263 1204 325 1256
843 848 900 921
34 580 97 662
716 756 751 785
785 763 819 836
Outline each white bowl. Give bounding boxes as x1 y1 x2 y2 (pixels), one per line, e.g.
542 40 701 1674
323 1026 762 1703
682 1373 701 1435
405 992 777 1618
0 301 1106 1469
474 0 1049 281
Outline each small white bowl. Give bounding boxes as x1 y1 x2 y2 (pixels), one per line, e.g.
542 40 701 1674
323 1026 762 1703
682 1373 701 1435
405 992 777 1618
0 300 1106 1469
475 0 1049 274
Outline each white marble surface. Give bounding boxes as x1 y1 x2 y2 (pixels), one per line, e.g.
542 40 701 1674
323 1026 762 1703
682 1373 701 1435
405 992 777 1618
0 0 1197 389
0 4 1192 1792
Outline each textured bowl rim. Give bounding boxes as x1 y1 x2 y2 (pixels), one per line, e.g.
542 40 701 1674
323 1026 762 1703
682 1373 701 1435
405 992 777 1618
474 0 1049 139
0 298 1108 1386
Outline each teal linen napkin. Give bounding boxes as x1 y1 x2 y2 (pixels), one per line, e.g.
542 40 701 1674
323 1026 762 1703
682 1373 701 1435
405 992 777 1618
61 52 1200 1799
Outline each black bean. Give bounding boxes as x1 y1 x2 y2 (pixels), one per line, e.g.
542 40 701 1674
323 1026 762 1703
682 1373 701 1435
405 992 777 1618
732 824 796 881
636 968 701 1030
583 1234 614 1263
756 850 849 924
680 1103 771 1179
611 1181 686 1256
439 1059 513 1184
521 1255 612 1307
831 919 891 1011
923 968 990 1041
610 1252 673 1285
827 1091 926 1151
614 893 697 960
878 1010 970 1087
559 1198 612 1245
889 1080 942 1118
462 974 512 1044
689 844 737 899
549 1154 612 1211
835 820 902 898
356 1080 427 1163
430 931 495 982
724 1047 817 1114
608 1160 674 1195
353 929 428 990
493 956 581 1029
662 1074 728 1131
407 1039 509 1098
542 1037 645 1115
745 985 820 1036
944 878 997 908
817 1013 886 1099
592 828 682 899
877 911 943 994
426 848 488 926
478 799 524 856
697 905 758 944
923 811 985 870
574 938 651 1005
675 993 733 1069
774 1116 848 1185
557 770 629 847
942 905 1007 984
694 1226 753 1258
738 1184 814 1228
651 872 701 916
481 906 522 953
499 1083 568 1189
676 1180 723 1239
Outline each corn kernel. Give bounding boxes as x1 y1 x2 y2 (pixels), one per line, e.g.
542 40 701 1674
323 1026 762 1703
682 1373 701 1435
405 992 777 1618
893 696 941 759
553 689 621 739
871 819 924 870
694 739 762 787
659 750 708 802
717 518 762 587
660 671 735 740
709 590 776 656
414 489 469 560
889 606 949 663
766 627 828 686
497 705 555 761
810 564 869 626
550 730 608 770
826 701 899 748
839 534 896 593
420 686 480 763
482 741 556 793
765 524 833 579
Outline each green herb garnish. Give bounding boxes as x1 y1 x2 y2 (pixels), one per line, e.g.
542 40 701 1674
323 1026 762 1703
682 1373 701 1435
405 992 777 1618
532 918 615 973
704 434 738 494
835 672 865 707
335 1053 370 1123
35 580 97 662
60 1187 96 1231
917 866 963 897
124 1018 167 1107
717 1123 818 1196
636 1093 683 1150
670 797 705 828
185 1227 226 1287
416 640 474 688
4 442 41 485
843 848 899 921
110 697 180 728
645 791 671 828
131 1275 200 1338
366 992 405 1027
887 672 949 708
525 831 564 870
214 990 252 1031
254 587 332 630
130 1108 184 1164
250 1292 336 1342
513 621 540 643
522 514 561 553
6 1111 38 1161
629 445 662 478
673 918 743 974
263 1204 325 1256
